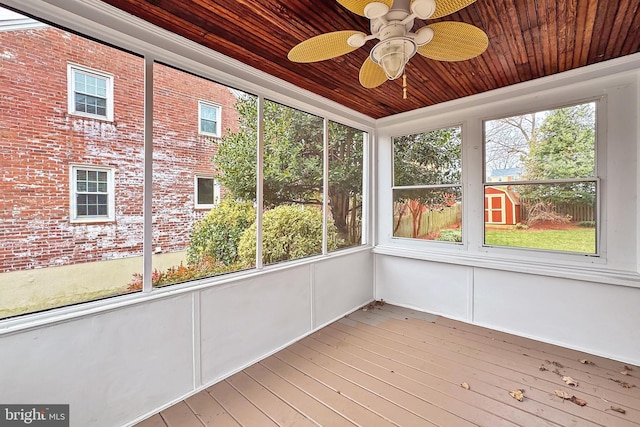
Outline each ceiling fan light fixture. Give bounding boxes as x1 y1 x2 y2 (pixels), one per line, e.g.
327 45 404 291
347 33 366 47
371 38 417 80
364 2 390 19
410 0 437 19
414 26 435 45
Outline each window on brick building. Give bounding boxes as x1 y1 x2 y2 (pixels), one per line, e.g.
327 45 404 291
67 64 114 121
194 175 220 209
70 165 115 223
198 101 221 137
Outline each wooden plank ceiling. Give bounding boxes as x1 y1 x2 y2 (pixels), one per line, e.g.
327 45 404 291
102 0 640 119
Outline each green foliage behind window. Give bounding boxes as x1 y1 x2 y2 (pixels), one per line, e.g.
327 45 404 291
238 204 338 265
187 199 256 266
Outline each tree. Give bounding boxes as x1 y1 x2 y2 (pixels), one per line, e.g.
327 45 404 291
521 103 595 203
213 96 363 244
393 127 462 238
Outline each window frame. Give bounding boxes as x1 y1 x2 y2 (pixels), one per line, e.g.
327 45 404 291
193 175 220 209
69 164 116 224
481 100 599 256
198 100 221 137
391 124 464 244
67 63 114 121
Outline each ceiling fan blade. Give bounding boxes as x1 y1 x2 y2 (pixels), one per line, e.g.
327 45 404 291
425 0 478 19
337 0 393 17
359 57 387 88
417 22 488 61
288 31 365 62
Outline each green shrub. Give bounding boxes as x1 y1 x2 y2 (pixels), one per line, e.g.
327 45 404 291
577 220 595 228
436 229 462 242
238 204 338 265
187 199 255 266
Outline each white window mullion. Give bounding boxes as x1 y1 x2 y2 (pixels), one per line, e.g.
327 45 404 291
142 55 154 293
256 95 264 269
322 118 329 254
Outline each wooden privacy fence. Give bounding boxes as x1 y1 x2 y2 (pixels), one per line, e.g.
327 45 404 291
519 199 594 223
394 203 462 238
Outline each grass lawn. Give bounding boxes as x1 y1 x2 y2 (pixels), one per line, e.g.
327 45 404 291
485 227 596 253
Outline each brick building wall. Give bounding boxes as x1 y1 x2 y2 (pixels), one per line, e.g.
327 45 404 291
0 22 240 273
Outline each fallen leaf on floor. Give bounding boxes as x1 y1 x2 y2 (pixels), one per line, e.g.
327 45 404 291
509 389 525 401
461 382 470 390
570 396 587 406
609 378 637 388
579 359 595 365
374 299 385 307
609 406 626 414
545 359 551 364
555 390 571 399
362 303 375 311
624 365 634 371
620 370 630 376
552 361 564 368
552 368 562 376
562 376 578 386
539 365 548 371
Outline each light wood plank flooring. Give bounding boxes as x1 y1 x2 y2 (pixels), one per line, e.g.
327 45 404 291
137 304 640 426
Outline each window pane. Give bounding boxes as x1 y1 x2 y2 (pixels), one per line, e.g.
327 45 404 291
394 127 461 186
0 12 144 319
392 126 463 243
201 104 217 120
197 177 214 205
484 182 596 253
484 102 597 254
393 187 462 241
328 121 364 250
200 119 216 134
485 103 596 182
261 100 324 265
152 62 255 288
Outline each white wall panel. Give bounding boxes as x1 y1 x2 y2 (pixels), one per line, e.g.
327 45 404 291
375 255 471 320
0 295 194 427
199 265 312 384
473 269 640 365
313 250 373 327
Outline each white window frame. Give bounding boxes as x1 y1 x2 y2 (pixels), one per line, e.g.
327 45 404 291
198 100 221 137
482 100 599 255
194 175 220 209
391 125 464 244
67 63 114 121
69 164 116 223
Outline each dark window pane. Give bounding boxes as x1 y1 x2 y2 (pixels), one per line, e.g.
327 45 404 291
197 178 214 205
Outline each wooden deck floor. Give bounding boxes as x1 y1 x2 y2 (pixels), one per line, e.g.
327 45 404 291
137 304 640 426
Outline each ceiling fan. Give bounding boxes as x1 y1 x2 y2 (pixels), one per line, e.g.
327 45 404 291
288 0 489 90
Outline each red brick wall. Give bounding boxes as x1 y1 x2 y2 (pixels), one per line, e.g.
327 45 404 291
0 25 240 272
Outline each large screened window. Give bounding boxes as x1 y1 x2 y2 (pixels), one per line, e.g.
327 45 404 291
392 126 462 242
483 102 597 254
150 63 256 289
1 7 368 320
259 100 325 265
329 121 365 250
0 12 144 320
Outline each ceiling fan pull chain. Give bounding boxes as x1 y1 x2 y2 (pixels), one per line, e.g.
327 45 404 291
403 73 407 99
